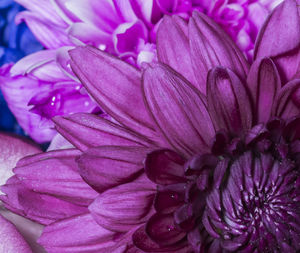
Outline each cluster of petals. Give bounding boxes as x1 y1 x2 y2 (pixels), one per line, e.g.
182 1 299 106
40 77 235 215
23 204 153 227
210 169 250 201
0 0 281 143
1 0 299 252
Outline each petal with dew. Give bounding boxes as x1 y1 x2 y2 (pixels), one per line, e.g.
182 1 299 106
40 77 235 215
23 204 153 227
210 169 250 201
69 46 160 142
77 146 152 193
207 67 253 135
247 58 281 123
189 11 249 94
157 15 197 88
89 181 155 232
142 63 215 158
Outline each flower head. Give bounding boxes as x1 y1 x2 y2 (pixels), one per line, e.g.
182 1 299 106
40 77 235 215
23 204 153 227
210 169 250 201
0 0 281 142
1 0 300 252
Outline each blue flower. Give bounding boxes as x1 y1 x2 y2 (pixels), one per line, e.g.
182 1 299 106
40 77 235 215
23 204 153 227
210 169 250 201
0 0 43 134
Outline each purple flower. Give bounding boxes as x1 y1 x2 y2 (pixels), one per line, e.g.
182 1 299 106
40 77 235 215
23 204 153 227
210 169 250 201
0 0 280 143
1 0 299 252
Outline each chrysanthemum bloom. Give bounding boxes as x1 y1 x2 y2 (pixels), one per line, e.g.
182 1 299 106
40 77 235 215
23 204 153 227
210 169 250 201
1 0 300 252
0 0 281 143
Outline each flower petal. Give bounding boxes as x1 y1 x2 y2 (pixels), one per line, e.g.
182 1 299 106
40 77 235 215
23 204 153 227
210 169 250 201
77 146 151 193
0 214 32 253
207 67 253 135
142 63 215 158
69 46 160 141
38 213 119 253
247 58 281 123
1 176 87 225
144 149 186 185
272 79 300 119
189 11 249 93
13 149 98 207
157 15 197 88
53 113 156 151
89 181 155 232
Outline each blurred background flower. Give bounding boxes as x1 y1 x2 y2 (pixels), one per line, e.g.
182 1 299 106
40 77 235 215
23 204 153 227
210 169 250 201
0 0 42 134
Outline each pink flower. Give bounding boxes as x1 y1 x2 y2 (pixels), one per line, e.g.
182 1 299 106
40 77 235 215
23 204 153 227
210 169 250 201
0 0 281 142
1 0 299 251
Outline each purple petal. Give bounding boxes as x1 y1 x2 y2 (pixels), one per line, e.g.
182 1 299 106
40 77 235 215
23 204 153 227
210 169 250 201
157 15 198 88
247 58 281 123
14 149 98 207
89 181 155 232
144 149 186 185
38 214 119 253
69 46 160 142
189 11 249 93
207 67 253 135
77 146 151 193
254 0 300 60
142 63 215 158
0 214 32 253
1 176 87 225
53 113 156 151
272 79 300 119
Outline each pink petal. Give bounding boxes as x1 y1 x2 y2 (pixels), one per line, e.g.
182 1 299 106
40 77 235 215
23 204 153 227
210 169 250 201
47 133 74 151
13 149 98 207
53 113 155 151
0 133 40 192
207 67 253 135
38 213 119 253
69 46 160 142
247 58 281 123
254 0 300 60
189 11 249 94
0 214 32 253
77 146 152 193
89 181 155 232
142 63 215 158
157 15 198 89
1 176 87 225
272 79 300 119
156 0 177 13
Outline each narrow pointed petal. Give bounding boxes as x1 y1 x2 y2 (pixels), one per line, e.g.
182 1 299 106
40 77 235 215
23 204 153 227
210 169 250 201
77 146 151 193
142 63 215 158
189 12 249 93
0 214 32 253
207 67 253 135
38 214 119 253
272 79 300 119
89 181 155 232
69 46 159 141
13 149 98 207
254 0 300 60
247 58 281 123
157 15 197 88
1 176 87 225
53 113 156 151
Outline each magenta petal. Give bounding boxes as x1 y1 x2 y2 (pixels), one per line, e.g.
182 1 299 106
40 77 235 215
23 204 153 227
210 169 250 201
247 58 281 123
77 146 151 193
146 213 186 246
144 149 185 185
1 176 87 225
38 214 119 253
254 0 300 60
189 11 249 94
0 214 32 253
142 63 215 158
69 46 159 141
272 79 300 119
207 67 253 135
89 181 155 232
13 149 98 207
157 15 198 88
53 113 155 151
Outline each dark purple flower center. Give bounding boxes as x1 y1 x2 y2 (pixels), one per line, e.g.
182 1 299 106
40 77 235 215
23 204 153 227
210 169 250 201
137 116 300 252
